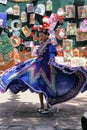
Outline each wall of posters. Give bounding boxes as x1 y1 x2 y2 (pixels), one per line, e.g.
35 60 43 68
0 0 87 70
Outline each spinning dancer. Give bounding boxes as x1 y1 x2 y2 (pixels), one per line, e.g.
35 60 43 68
0 28 87 114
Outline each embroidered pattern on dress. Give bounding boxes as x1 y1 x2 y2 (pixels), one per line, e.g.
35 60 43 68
48 70 85 104
31 66 57 92
0 77 6 90
50 66 57 92
38 43 47 56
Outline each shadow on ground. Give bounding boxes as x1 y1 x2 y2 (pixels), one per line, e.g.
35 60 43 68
0 91 87 130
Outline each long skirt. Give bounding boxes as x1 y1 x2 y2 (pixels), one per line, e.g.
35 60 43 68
0 58 87 105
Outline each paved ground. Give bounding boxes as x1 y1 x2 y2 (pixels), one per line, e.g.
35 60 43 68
0 90 87 130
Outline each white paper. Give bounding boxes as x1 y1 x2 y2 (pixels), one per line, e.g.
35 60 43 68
0 0 7 5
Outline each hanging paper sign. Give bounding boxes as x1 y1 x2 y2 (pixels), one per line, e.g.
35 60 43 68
26 3 34 13
56 26 66 40
13 4 20 16
46 0 53 11
35 4 45 16
0 0 7 5
76 31 87 42
78 6 87 19
66 23 77 35
80 19 87 32
76 19 87 41
30 13 35 24
63 39 73 60
65 5 75 18
21 26 31 37
49 13 58 30
6 7 13 15
21 11 27 23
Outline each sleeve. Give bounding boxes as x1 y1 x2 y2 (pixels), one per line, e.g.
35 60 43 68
49 44 57 59
48 44 57 65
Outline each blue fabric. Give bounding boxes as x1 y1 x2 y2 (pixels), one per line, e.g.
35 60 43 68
0 43 87 105
0 12 7 27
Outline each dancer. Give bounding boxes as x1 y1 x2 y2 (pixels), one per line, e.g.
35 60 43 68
37 29 57 113
0 28 87 114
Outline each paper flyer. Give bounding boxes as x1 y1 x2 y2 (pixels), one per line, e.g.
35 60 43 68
0 0 7 5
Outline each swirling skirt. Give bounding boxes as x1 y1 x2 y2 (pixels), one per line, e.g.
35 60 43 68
0 58 87 105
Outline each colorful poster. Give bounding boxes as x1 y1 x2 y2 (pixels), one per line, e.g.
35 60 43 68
26 3 34 13
65 5 75 18
76 31 87 41
66 23 77 35
63 39 73 60
78 6 87 19
21 26 31 37
35 4 45 16
49 13 58 30
30 13 35 24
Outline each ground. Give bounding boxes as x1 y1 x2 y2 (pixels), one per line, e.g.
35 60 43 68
0 90 87 130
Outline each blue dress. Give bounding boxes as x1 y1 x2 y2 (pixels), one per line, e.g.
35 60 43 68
0 42 87 105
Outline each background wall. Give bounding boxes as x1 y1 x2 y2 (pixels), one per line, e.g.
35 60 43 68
0 0 87 48
60 0 87 47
